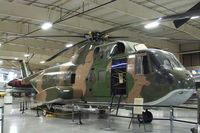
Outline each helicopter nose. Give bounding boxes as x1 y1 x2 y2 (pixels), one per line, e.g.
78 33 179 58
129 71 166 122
176 72 195 90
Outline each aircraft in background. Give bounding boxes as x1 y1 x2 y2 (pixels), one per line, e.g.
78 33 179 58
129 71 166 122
0 60 36 97
7 78 36 97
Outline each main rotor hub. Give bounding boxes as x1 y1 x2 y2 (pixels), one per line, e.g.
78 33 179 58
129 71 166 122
85 31 108 41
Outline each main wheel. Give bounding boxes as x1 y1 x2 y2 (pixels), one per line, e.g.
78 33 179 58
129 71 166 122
143 110 153 123
137 110 153 123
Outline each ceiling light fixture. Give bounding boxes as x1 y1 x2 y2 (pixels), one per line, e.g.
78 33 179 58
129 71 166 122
40 61 45 64
14 57 18 60
0 43 2 47
144 21 160 29
0 60 3 65
41 22 53 30
191 16 199 19
24 54 30 57
65 43 73 48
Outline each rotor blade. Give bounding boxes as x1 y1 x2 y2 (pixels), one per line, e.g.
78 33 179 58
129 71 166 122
101 2 200 34
108 36 129 39
148 36 200 42
24 35 85 38
102 22 134 34
45 40 87 62
161 2 200 28
168 2 200 20
0 58 22 62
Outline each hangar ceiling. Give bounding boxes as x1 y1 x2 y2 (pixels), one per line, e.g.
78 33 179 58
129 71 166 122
0 0 200 71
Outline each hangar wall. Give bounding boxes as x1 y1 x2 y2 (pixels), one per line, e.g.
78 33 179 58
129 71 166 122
180 44 200 67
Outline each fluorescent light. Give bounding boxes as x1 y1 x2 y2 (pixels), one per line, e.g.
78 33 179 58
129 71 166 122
65 43 73 48
191 16 199 19
24 54 30 57
144 21 160 29
40 61 45 64
14 57 18 60
41 22 53 30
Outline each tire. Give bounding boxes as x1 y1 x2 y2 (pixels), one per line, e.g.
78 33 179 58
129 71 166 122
143 110 153 123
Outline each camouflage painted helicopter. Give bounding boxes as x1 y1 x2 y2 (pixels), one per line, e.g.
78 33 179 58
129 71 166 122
13 1 200 122
16 30 195 123
32 40 195 104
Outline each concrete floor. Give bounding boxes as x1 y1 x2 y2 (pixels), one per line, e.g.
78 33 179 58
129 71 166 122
0 98 198 133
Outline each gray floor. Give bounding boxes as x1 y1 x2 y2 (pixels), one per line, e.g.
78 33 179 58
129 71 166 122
1 98 198 133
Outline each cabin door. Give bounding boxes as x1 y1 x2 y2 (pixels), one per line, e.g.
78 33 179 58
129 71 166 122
111 58 127 96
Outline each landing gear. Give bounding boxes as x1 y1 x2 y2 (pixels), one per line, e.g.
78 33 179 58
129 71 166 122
40 104 55 117
137 109 153 123
42 109 47 116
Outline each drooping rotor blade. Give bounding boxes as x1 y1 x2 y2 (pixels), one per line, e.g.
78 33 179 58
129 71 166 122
169 2 200 28
0 58 22 62
149 2 200 28
102 2 200 34
150 1 200 27
45 40 87 62
162 3 200 21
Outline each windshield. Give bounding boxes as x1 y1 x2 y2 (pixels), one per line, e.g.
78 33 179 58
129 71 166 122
153 50 184 70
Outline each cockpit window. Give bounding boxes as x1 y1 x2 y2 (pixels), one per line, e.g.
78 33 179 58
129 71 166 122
110 42 125 56
154 51 184 69
136 53 150 74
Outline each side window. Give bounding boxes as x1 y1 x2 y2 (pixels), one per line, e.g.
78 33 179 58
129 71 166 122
110 42 125 57
136 56 143 74
143 55 150 74
136 53 150 74
149 55 159 72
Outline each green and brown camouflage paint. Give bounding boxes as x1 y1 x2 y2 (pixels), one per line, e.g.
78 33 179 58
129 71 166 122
24 41 195 105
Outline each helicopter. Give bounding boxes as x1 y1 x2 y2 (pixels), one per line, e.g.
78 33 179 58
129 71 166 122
7 1 200 123
15 30 195 123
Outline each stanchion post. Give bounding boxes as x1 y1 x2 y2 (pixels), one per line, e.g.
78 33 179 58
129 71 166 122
36 106 40 117
78 111 82 125
25 101 28 110
1 106 4 133
19 102 22 111
191 82 200 133
171 107 174 118
170 106 173 133
69 103 77 124
197 84 200 133
72 103 75 123
22 101 25 114
103 105 115 131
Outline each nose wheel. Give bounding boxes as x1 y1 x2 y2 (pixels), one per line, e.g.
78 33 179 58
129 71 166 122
137 109 153 123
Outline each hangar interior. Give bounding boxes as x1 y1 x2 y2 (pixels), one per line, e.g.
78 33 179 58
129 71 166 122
0 0 199 133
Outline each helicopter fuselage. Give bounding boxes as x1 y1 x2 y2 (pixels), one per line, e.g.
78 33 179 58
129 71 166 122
30 41 195 106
